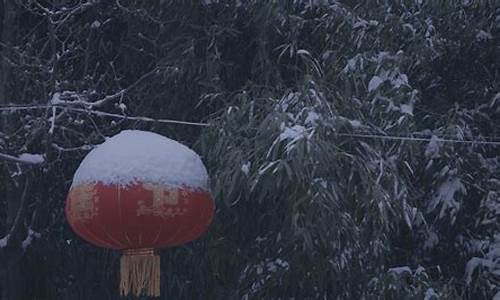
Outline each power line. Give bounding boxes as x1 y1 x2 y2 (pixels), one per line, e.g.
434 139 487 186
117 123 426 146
64 107 210 127
1 103 500 145
337 133 500 146
0 104 210 127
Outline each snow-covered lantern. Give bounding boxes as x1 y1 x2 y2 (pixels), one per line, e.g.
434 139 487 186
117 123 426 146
65 130 214 297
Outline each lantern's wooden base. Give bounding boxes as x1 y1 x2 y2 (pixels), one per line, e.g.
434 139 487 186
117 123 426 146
120 248 160 297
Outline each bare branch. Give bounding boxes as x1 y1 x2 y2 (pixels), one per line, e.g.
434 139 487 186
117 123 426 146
8 177 31 239
0 177 31 248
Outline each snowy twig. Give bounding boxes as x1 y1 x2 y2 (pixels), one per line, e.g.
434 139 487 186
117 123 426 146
50 67 159 109
0 153 45 165
21 228 41 250
0 104 50 111
0 103 210 126
52 143 94 152
48 106 57 134
65 107 210 127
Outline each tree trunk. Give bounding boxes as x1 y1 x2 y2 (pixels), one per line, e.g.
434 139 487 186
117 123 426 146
0 1 24 299
0 0 14 105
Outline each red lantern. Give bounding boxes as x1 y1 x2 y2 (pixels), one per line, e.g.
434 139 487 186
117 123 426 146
65 130 214 297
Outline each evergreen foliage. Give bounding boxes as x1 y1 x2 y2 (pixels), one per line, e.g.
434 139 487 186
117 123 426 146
0 1 498 299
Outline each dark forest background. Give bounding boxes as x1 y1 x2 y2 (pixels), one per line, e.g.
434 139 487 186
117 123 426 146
0 0 499 299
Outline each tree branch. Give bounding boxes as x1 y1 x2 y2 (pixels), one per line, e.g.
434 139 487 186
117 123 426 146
0 153 45 165
50 67 160 109
8 176 30 240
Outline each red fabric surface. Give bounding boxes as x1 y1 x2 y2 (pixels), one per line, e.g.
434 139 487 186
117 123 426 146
66 182 214 250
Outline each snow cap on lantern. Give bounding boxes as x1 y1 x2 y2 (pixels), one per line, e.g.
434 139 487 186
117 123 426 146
65 130 214 298
72 130 209 189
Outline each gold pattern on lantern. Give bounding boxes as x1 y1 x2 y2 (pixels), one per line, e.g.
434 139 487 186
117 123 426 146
138 184 186 218
68 184 99 220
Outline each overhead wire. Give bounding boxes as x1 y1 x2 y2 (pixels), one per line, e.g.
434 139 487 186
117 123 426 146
1 103 500 146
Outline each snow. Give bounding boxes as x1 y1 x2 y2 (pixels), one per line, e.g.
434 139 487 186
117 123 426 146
343 54 363 73
91 20 101 29
118 103 127 112
296 49 311 56
0 235 9 248
18 153 44 164
400 104 413 115
425 135 441 159
304 111 320 126
465 234 500 286
278 92 299 111
241 161 251 175
50 92 61 104
465 257 487 284
424 288 438 300
22 229 41 250
494 291 500 300
391 73 408 88
388 266 412 275
427 177 466 218
475 30 492 41
278 125 313 154
279 125 306 141
368 69 409 93
423 230 439 250
72 130 209 190
368 76 384 92
349 120 362 128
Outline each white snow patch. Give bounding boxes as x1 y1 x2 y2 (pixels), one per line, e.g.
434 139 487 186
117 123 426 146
493 291 500 300
349 120 362 128
279 125 306 141
476 30 492 41
277 92 299 111
343 54 363 72
241 161 251 175
296 49 311 56
50 92 61 104
72 130 209 190
424 230 439 251
22 229 41 250
424 288 438 300
91 20 101 29
465 234 500 286
388 266 412 275
0 235 9 248
18 153 44 164
425 135 441 159
400 104 413 115
305 111 320 126
427 177 466 218
391 73 408 88
368 76 384 92
279 125 313 154
118 103 127 112
465 257 488 284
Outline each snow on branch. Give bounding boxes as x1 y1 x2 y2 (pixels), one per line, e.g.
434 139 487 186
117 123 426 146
0 104 210 127
0 152 45 165
65 107 210 127
50 68 159 109
52 143 95 152
22 229 41 250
